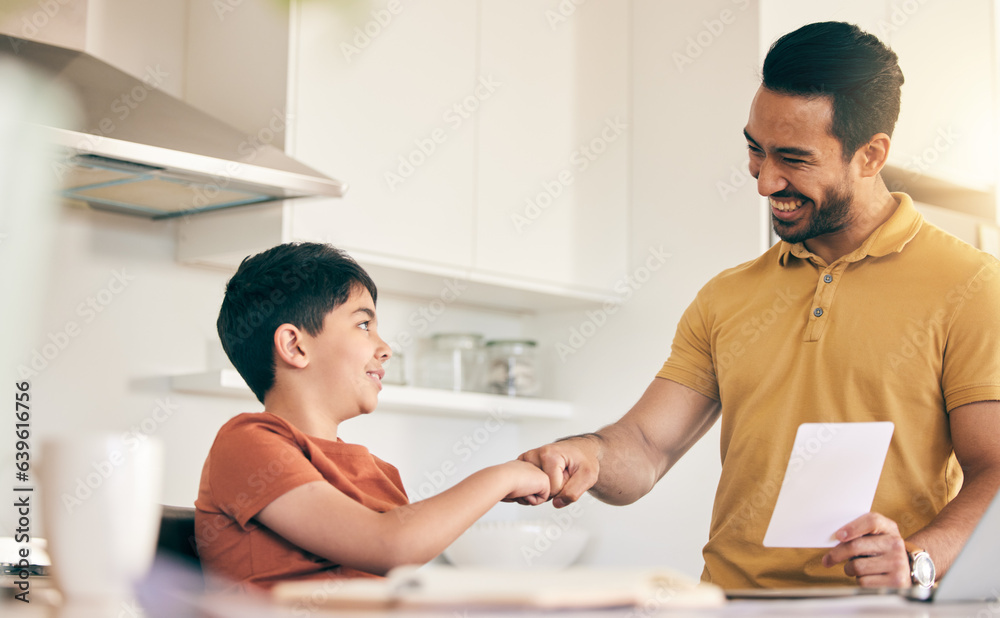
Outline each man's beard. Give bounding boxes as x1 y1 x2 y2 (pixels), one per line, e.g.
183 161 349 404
771 182 855 244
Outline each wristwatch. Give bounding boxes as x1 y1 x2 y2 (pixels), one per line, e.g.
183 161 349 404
905 542 936 589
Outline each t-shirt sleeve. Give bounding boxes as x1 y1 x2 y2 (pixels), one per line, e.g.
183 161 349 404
942 260 1000 411
656 290 720 401
205 416 326 529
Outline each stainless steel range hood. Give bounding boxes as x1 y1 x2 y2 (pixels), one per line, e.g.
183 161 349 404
2 35 346 219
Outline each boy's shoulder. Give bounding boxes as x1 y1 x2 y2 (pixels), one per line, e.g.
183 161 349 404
219 410 291 433
209 411 305 457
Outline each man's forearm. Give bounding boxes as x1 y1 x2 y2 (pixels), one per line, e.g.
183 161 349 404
907 467 1000 578
526 378 720 509
574 423 665 506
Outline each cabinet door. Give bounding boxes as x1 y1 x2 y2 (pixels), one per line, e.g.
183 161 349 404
288 0 478 269
474 0 628 293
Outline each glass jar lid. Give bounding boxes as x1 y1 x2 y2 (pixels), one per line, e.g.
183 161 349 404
485 340 537 356
430 333 484 349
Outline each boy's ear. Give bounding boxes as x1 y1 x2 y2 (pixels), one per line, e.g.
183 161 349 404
274 324 309 369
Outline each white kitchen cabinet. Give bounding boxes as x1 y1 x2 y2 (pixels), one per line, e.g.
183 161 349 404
474 0 629 291
176 200 619 311
287 0 479 269
288 0 628 295
178 0 629 309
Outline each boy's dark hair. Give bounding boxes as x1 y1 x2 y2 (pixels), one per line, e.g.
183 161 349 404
217 242 378 403
762 21 904 161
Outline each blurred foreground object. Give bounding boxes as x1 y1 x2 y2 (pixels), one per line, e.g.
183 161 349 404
0 55 76 380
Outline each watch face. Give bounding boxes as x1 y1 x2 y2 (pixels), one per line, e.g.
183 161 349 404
912 552 936 588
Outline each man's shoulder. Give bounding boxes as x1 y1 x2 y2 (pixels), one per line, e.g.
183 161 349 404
699 243 784 294
912 220 1000 273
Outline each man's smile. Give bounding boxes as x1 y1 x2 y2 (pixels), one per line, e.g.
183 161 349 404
769 196 810 223
768 196 804 212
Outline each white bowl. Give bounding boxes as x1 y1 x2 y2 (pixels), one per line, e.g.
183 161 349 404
442 520 589 570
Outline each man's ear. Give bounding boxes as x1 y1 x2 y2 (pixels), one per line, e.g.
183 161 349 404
274 324 309 369
855 133 891 178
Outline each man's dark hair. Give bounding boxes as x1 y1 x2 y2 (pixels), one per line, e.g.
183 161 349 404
217 242 378 403
762 21 904 161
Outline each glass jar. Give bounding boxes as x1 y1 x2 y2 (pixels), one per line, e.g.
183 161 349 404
485 340 540 397
382 349 407 386
416 333 486 392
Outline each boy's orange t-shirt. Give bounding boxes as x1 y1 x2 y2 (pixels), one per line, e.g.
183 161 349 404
194 412 409 590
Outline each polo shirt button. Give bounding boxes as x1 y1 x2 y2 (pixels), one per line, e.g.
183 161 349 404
814 307 824 317
823 274 833 283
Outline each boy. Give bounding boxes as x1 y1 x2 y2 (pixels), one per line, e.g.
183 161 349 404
194 242 549 590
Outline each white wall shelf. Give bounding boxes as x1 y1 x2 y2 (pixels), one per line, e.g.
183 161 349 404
882 164 995 220
171 369 572 420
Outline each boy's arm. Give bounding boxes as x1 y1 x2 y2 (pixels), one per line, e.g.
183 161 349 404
255 459 549 575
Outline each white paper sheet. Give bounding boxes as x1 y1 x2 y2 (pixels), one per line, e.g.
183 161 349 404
762 422 894 548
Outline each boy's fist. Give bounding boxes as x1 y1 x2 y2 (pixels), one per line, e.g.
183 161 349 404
500 459 551 505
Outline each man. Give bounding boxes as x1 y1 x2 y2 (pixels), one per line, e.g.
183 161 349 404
520 21 1000 590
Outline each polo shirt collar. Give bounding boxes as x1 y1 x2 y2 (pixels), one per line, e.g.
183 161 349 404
778 192 923 267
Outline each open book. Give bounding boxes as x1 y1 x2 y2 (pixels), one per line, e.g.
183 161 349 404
272 565 726 610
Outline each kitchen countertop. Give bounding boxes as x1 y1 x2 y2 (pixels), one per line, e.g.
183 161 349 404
3 585 996 618
3 599 996 618
4 567 996 618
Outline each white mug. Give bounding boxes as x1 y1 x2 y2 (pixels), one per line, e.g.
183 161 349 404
40 434 164 601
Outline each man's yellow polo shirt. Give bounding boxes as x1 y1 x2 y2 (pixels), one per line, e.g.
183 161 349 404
658 193 1000 589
